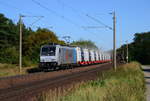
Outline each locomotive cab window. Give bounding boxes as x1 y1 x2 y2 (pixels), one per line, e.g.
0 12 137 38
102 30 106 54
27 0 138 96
41 46 56 56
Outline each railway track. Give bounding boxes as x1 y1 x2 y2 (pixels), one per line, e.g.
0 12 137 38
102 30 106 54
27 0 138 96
0 63 112 101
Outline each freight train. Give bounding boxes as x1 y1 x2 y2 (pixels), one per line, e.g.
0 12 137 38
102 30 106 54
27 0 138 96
39 43 111 70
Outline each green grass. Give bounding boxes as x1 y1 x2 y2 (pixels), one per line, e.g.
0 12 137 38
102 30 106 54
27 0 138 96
0 63 37 77
40 62 146 101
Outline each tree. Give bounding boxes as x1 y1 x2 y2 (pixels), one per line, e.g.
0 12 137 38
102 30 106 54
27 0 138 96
23 28 65 63
71 40 98 49
117 32 150 64
0 14 19 64
0 13 65 65
0 14 18 48
133 32 150 64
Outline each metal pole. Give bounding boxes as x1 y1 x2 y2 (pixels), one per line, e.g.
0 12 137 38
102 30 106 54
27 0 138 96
126 40 128 63
122 49 125 62
19 15 22 73
18 15 43 73
113 12 117 70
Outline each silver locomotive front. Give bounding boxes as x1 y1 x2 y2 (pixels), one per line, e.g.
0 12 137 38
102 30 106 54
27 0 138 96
39 45 58 69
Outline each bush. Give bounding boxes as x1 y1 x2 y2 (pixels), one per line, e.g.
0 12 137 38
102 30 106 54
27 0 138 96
0 47 19 64
22 56 32 67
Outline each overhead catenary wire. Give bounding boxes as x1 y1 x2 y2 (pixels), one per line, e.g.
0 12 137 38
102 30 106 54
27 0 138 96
57 0 109 29
0 1 45 28
56 0 101 30
0 0 103 41
56 0 104 32
56 0 108 43
0 0 105 45
0 0 111 47
56 0 90 25
31 0 103 40
86 14 112 30
31 0 80 28
56 0 113 41
28 16 44 27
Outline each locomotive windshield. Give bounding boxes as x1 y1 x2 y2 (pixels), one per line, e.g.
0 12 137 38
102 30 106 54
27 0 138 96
41 46 56 56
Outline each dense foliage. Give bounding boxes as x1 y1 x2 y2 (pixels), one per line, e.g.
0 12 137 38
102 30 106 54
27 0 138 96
0 13 98 66
71 40 98 49
117 32 150 64
0 13 65 66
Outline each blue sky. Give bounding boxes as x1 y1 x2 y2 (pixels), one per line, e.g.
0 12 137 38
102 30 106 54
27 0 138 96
0 0 150 50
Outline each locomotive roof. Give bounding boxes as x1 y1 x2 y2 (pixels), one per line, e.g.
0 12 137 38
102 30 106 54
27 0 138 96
42 44 77 48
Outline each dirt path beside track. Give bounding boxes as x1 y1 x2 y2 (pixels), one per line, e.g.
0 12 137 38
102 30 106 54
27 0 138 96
142 65 150 101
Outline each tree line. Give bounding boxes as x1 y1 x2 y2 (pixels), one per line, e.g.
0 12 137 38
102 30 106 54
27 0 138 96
117 32 150 64
0 13 98 66
1 13 149 65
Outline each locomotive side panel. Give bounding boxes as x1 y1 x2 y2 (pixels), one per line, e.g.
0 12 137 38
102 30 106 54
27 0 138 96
59 46 77 65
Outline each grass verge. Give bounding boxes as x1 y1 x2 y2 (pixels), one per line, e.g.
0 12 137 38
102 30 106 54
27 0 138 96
39 62 146 101
0 63 37 77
